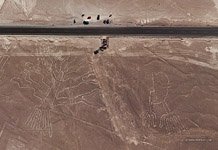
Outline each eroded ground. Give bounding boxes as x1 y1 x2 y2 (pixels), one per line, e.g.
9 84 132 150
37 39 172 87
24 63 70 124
0 37 217 150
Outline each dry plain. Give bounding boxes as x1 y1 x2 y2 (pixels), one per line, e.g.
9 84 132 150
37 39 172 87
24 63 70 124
0 0 218 150
0 36 217 149
0 0 218 26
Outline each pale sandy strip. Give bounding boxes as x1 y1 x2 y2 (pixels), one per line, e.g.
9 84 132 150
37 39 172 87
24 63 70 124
0 51 86 56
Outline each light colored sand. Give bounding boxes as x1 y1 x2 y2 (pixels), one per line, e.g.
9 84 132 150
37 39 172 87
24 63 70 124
0 0 218 26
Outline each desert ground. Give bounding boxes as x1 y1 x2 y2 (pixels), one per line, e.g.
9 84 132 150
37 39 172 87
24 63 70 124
0 36 217 150
0 1 217 150
0 0 218 26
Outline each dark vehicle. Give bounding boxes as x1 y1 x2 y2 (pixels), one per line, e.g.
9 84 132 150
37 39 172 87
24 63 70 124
97 15 100 20
83 21 89 25
94 50 99 54
103 19 110 24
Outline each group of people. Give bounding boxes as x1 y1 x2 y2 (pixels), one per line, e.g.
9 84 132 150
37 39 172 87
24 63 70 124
94 37 109 54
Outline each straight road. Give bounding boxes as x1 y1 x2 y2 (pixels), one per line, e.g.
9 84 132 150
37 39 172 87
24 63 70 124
0 26 218 37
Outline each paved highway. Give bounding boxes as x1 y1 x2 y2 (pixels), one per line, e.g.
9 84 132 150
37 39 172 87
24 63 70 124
0 26 218 37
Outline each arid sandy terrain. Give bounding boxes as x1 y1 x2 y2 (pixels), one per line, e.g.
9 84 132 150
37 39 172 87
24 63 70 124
0 1 217 150
0 0 218 26
0 36 217 150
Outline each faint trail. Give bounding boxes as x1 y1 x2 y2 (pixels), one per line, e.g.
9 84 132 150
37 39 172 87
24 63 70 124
88 53 126 140
0 56 9 80
104 50 218 70
0 0 6 12
51 109 116 136
187 118 200 128
0 122 6 139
